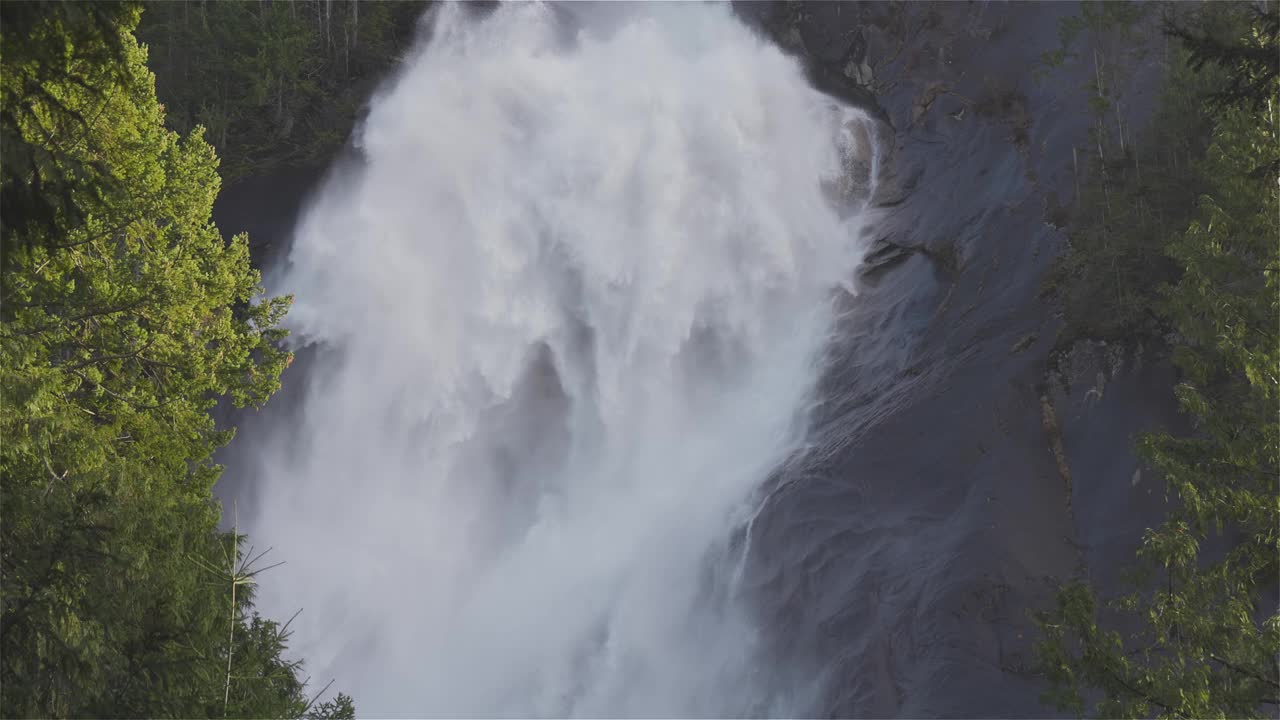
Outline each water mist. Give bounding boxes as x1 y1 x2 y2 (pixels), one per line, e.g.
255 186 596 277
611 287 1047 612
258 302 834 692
242 3 880 715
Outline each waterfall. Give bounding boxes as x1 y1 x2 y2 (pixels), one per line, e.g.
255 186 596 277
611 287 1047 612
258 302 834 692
243 3 879 715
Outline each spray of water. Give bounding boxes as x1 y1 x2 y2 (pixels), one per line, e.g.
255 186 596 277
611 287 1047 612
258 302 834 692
244 3 879 716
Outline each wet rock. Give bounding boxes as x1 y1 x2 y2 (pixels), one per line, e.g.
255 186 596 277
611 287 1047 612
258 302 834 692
1047 339 1184 589
745 2 1178 717
732 1 889 124
844 57 874 87
910 81 949 126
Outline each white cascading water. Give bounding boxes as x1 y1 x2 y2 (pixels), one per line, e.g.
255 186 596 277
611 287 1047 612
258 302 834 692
245 3 879 716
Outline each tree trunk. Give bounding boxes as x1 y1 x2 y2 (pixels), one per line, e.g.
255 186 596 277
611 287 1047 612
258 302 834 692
183 3 190 85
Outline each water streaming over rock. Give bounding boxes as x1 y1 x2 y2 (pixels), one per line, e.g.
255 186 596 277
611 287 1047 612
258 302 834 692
243 3 880 715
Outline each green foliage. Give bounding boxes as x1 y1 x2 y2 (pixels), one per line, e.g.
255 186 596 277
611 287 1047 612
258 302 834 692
1044 35 1220 347
1035 5 1280 717
1037 2 1239 349
306 692 356 720
1165 3 1280 113
1 6 348 718
135 0 423 179
0 1 143 260
1043 2 1280 349
1038 1 1148 72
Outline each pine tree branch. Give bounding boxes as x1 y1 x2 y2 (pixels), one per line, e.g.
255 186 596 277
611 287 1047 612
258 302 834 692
1105 667 1183 719
67 368 170 410
62 339 156 371
6 298 147 335
1208 654 1280 689
300 678 336 718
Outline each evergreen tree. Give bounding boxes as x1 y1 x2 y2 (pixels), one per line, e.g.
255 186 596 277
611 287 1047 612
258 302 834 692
0 1 140 261
1165 2 1279 113
135 0 424 178
1 5 348 717
1036 5 1280 716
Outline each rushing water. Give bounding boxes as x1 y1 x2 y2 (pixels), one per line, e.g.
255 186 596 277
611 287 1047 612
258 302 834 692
243 3 879 715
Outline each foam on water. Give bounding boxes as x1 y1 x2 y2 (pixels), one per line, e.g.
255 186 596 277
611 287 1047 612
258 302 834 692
245 3 878 715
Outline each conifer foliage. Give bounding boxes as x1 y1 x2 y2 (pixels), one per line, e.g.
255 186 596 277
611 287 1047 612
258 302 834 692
1 4 351 717
1036 4 1280 717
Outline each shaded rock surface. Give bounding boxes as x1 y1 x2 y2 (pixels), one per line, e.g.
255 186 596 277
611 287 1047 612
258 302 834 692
733 1 1179 716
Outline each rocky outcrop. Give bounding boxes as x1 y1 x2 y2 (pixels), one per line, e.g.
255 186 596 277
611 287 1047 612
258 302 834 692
733 1 888 126
736 2 1181 717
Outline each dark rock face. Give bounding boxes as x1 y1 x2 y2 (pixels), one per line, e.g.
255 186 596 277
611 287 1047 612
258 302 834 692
734 2 1181 716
